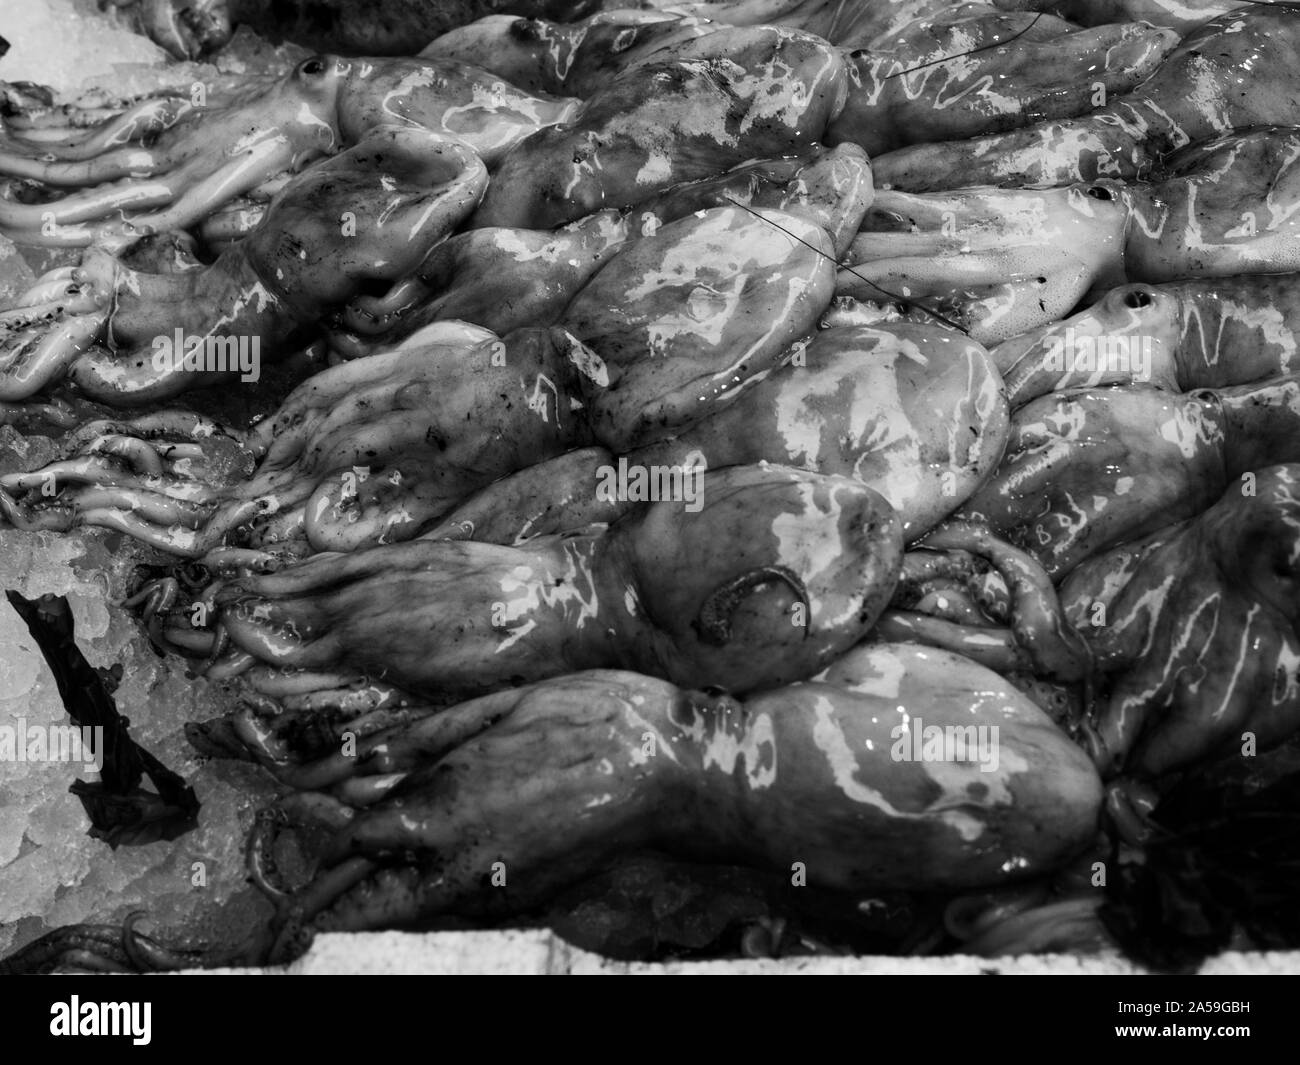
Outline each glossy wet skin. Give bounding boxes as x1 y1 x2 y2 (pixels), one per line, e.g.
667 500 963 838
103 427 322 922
844 180 1128 344
874 519 1094 684
994 273 1300 406
999 0 1260 37
333 142 871 354
828 16 1173 156
0 183 870 556
633 323 1009 541
849 123 1300 343
1060 464 1300 778
231 641 1099 961
1121 127 1300 283
959 385 1230 579
0 53 575 245
872 7 1300 191
0 127 488 405
206 464 904 698
0 322 568 555
959 365 1300 582
564 204 841 450
468 25 849 229
419 10 718 97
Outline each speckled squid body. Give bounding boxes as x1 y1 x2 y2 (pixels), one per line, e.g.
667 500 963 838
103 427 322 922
871 7 1300 191
0 127 488 405
469 25 848 229
564 205 839 450
208 464 903 699
995 274 1300 406
829 19 1173 156
959 385 1229 579
1061 465 1300 777
239 641 1101 957
631 322 1008 541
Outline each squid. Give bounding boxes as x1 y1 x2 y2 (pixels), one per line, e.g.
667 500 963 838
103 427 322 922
0 126 487 405
467 24 849 229
995 273 1300 407
872 519 1094 687
843 180 1129 344
201 463 905 698
0 192 866 553
995 0 1265 37
426 0 1165 152
237 641 1102 963
0 322 577 555
872 6 1300 191
826 12 1174 156
0 54 577 246
1 641 1103 970
1059 464 1300 781
457 321 1010 545
419 9 720 97
846 123 1300 345
333 141 871 354
958 373 1300 579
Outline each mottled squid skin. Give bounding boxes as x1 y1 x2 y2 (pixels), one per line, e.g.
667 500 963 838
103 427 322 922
1121 128 1300 284
0 324 589 555
0 189 865 553
420 10 718 96
630 140 872 259
847 126 1300 341
843 181 1128 344
958 385 1230 579
1060 465 1300 778
646 0 983 48
995 274 1300 407
631 323 1009 541
419 2 1071 103
401 320 1007 548
0 127 487 404
334 209 632 350
334 142 871 352
562 204 842 451
468 25 849 229
872 7 1300 191
994 0 1261 37
212 464 904 697
828 17 1174 156
241 642 1100 961
0 54 574 244
329 55 580 165
960 374 1300 578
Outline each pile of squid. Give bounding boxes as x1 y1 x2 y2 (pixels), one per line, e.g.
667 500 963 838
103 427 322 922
3 0 1300 971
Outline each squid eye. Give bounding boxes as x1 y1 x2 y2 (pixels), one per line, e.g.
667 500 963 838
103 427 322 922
1086 185 1114 201
1123 289 1153 310
297 56 327 78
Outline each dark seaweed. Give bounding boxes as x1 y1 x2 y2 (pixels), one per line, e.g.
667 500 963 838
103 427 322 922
5 590 199 847
1100 764 1300 972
